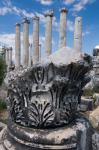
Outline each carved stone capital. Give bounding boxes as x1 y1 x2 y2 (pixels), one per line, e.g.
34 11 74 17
7 61 90 129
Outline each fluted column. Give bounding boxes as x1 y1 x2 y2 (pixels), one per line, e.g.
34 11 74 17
32 16 39 64
74 17 82 53
45 10 53 56
59 8 68 49
23 18 30 67
9 47 12 67
15 23 21 69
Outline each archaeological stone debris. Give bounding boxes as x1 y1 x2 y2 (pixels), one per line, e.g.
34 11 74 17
0 7 99 150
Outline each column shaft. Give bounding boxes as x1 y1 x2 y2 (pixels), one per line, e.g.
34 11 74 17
59 8 68 49
32 16 39 64
6 48 9 66
29 44 32 67
9 47 12 67
23 18 30 67
45 11 53 56
15 23 21 69
74 17 82 53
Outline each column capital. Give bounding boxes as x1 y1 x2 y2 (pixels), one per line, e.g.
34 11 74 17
60 8 68 13
33 15 39 21
45 10 54 17
9 47 13 51
75 16 82 22
6 48 9 51
22 17 30 24
16 23 20 26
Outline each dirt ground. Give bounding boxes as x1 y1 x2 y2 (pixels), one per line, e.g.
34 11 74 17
0 109 8 124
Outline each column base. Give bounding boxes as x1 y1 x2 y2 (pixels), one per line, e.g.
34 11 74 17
0 116 93 150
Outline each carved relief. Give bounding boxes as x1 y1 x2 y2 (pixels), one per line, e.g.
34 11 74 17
7 62 90 128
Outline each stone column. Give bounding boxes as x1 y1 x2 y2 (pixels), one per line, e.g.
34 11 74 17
9 47 12 67
29 44 32 67
59 8 68 49
74 17 82 53
39 44 41 61
45 10 53 56
6 48 9 65
2 47 6 61
32 16 39 64
15 23 21 69
23 18 30 67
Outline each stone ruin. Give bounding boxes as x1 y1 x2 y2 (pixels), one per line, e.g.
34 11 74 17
0 8 98 150
1 8 82 71
92 46 99 88
0 49 93 150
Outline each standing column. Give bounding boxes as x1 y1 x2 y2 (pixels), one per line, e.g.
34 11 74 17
5 48 7 64
39 44 41 61
74 17 82 53
29 43 32 67
5 48 10 71
45 10 53 56
6 48 9 66
9 47 12 67
15 23 21 69
32 16 39 64
59 8 68 49
2 47 6 61
23 18 30 67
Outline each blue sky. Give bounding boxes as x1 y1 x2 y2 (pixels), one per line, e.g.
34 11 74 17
0 0 99 59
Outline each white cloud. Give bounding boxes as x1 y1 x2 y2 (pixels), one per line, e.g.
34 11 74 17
64 0 75 5
82 31 90 36
67 20 74 31
0 0 34 18
0 6 34 17
0 7 11 15
12 6 34 18
72 0 96 12
53 16 58 28
36 0 53 5
35 12 45 23
2 0 12 7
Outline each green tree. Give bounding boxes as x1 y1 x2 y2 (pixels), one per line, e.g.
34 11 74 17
0 58 6 86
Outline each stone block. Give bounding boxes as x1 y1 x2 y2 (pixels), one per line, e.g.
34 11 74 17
92 132 99 150
0 116 93 150
89 106 99 129
79 97 94 112
93 93 99 107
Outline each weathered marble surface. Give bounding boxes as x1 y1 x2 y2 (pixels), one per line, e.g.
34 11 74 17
1 52 93 150
92 132 99 150
93 93 99 107
15 23 21 69
45 11 53 56
74 17 82 53
89 106 99 129
79 97 94 112
6 61 90 128
0 116 93 150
